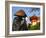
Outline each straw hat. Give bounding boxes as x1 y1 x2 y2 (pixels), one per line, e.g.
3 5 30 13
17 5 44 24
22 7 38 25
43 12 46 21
14 10 27 17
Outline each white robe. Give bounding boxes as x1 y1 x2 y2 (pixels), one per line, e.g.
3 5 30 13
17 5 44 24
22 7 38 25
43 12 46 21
25 17 31 27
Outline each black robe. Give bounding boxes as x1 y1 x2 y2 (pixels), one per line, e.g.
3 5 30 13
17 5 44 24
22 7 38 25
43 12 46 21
12 16 28 31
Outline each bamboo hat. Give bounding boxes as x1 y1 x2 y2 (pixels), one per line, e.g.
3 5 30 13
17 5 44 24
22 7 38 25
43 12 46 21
14 10 27 17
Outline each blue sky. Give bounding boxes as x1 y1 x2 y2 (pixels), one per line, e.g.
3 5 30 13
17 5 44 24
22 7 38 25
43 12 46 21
12 7 40 19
